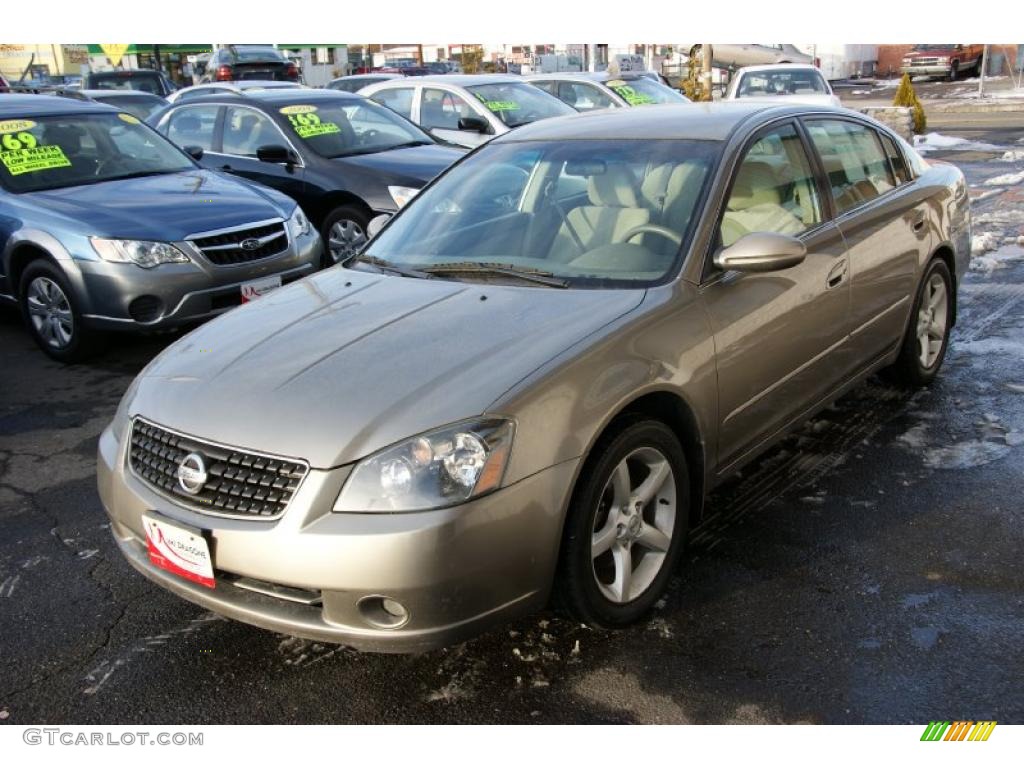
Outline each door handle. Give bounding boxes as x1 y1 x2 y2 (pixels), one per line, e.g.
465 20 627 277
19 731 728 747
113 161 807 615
827 260 848 289
220 164 233 171
911 211 926 232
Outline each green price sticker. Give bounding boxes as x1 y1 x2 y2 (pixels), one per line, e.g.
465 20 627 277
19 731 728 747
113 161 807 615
609 85 655 106
284 110 341 139
484 100 518 112
0 144 72 176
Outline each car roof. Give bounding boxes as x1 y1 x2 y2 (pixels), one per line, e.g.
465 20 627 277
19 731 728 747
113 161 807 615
734 63 825 75
81 89 164 99
333 73 403 81
89 69 162 76
493 101 836 143
0 93 117 117
374 74 524 87
172 88 361 107
524 72 650 83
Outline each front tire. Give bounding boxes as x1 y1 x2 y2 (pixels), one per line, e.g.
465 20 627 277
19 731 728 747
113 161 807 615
320 205 371 268
946 61 959 81
883 258 953 388
18 260 104 363
555 419 690 627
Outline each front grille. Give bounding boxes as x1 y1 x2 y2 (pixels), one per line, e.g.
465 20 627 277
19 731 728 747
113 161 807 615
191 222 288 266
129 418 308 519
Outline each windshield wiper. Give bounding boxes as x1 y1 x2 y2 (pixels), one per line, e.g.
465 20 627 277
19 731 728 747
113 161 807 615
346 254 434 279
330 140 432 159
419 262 569 288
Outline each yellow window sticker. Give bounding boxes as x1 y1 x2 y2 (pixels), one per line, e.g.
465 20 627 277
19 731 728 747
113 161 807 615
483 100 518 112
0 145 72 176
609 85 655 106
279 105 318 116
0 119 38 135
283 110 341 139
118 113 141 125
605 80 627 87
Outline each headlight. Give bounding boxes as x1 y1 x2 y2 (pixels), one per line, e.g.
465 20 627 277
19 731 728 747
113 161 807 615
90 238 190 269
388 185 420 209
937 57 949 64
902 58 912 65
287 207 312 238
334 418 515 512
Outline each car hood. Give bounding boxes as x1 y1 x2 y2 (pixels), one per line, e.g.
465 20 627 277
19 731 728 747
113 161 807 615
330 143 465 186
131 268 645 468
23 170 289 240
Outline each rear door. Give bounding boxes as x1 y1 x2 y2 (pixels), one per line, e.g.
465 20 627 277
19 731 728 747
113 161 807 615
700 120 852 470
802 118 926 364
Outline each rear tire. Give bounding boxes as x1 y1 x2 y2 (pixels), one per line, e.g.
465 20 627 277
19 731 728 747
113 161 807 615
882 259 953 388
18 259 104 363
555 419 690 627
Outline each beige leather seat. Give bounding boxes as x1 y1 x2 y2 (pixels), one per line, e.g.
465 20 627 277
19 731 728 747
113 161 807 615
720 160 804 247
548 166 650 263
640 162 704 247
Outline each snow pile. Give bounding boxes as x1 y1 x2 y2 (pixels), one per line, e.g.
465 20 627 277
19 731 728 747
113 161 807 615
913 133 1001 154
970 242 1024 275
983 170 1024 186
1000 149 1024 162
971 231 1001 256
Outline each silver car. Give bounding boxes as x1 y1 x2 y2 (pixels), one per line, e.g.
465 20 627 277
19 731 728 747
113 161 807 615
525 72 689 111
359 74 575 148
99 103 969 652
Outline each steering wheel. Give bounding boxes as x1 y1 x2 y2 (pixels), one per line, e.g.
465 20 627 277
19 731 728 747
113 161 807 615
614 224 683 247
360 128 380 145
93 155 129 178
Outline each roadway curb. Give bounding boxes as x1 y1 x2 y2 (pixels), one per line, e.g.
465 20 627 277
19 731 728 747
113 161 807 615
923 100 1024 114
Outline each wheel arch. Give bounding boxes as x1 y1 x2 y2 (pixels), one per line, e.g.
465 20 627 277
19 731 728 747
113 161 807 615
6 242 60 299
309 191 374 229
929 243 958 326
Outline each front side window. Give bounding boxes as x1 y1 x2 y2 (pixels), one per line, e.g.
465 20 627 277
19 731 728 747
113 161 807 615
164 105 219 151
465 82 575 127
604 78 688 106
276 99 431 158
365 138 719 288
720 123 822 248
0 113 194 193
369 87 415 120
222 107 286 156
805 119 896 214
557 81 617 111
420 88 476 130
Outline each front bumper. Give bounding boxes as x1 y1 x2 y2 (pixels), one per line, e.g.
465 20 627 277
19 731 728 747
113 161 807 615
900 64 950 77
97 424 578 652
76 231 322 332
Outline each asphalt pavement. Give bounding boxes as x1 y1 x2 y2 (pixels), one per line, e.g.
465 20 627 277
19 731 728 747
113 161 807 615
1 123 1023 725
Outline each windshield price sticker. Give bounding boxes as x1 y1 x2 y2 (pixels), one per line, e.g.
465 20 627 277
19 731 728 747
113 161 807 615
118 113 141 125
483 100 518 112
0 144 72 176
609 85 655 105
282 108 341 139
279 104 318 115
0 119 38 135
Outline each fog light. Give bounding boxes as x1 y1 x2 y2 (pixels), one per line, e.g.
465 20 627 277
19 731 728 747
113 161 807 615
357 595 410 629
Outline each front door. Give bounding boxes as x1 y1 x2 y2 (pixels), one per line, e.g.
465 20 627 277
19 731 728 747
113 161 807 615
213 105 306 204
700 121 852 470
419 87 491 148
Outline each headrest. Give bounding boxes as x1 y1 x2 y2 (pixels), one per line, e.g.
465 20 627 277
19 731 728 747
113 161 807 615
587 164 639 207
727 161 786 211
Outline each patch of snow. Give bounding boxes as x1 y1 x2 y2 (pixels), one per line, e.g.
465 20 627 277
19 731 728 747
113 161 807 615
983 170 1024 187
969 243 1024 275
897 423 930 449
914 133 1002 154
971 231 1001 256
924 440 1010 469
1000 149 1024 162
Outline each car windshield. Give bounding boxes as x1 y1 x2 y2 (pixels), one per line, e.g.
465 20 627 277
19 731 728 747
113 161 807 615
737 69 827 97
365 138 719 288
276 99 433 158
89 72 163 94
465 82 575 127
913 45 956 51
603 78 687 106
93 94 167 121
0 112 194 193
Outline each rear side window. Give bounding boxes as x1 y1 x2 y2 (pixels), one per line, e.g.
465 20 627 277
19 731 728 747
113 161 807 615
370 87 414 120
557 81 617 111
163 105 219 151
879 133 911 184
804 119 896 214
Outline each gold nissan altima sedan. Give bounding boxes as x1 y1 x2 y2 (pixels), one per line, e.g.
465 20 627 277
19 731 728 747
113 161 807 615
98 103 970 651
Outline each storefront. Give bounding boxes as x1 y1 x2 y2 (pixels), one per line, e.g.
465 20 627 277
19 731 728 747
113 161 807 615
85 44 213 87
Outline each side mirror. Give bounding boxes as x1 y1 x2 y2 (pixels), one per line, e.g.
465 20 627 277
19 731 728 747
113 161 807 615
457 115 490 133
714 232 807 273
183 145 204 161
256 144 298 165
367 214 390 239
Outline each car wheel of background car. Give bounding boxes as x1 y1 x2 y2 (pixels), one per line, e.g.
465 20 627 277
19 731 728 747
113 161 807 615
321 205 371 268
883 258 953 388
556 418 690 627
18 260 104 363
947 61 959 81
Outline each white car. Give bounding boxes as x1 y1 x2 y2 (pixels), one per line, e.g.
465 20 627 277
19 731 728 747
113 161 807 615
166 80 306 104
724 64 840 108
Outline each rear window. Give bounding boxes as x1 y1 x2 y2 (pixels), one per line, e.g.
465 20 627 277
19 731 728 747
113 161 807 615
89 72 163 94
222 47 286 63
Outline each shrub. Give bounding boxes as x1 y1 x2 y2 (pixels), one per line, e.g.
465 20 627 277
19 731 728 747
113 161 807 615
893 73 927 134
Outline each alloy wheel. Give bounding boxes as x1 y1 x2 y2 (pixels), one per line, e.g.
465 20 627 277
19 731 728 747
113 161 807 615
591 446 677 604
916 273 948 369
26 276 74 349
328 219 367 264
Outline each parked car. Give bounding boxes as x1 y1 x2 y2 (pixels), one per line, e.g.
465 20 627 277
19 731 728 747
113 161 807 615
98 101 969 651
360 74 575 148
723 64 840 107
525 72 689 111
0 95 321 361
685 44 814 70
84 69 178 97
327 74 404 93
78 89 169 121
901 44 984 81
150 89 465 265
166 81 305 104
200 46 300 84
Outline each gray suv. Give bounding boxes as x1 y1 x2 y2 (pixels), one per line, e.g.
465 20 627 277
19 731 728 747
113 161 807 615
0 95 321 360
